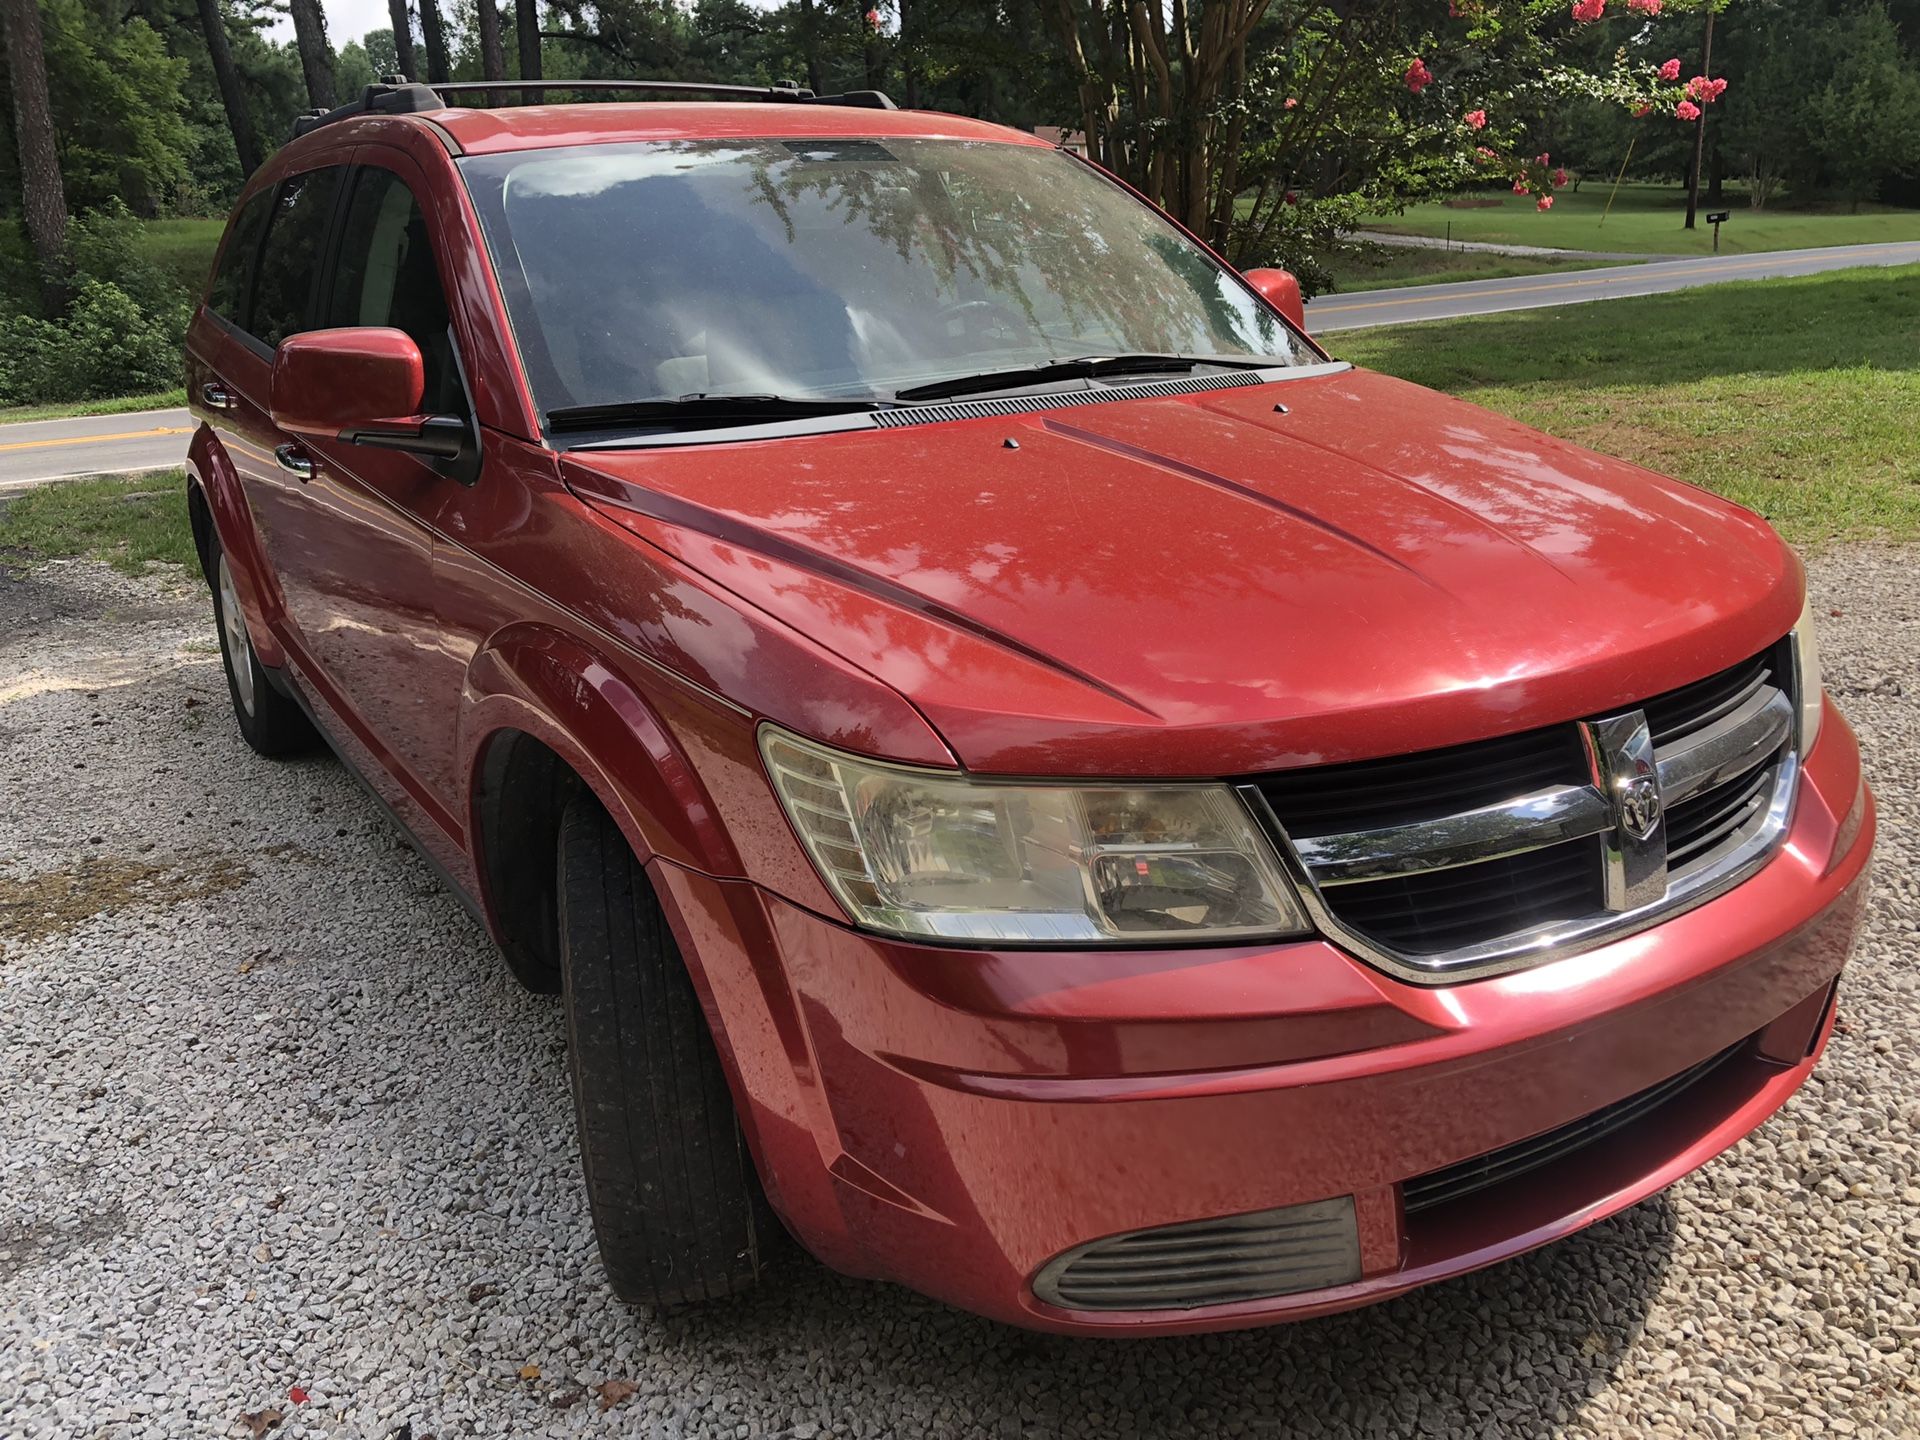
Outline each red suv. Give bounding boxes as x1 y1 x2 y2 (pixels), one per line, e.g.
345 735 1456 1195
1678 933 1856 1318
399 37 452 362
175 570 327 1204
184 81 1873 1336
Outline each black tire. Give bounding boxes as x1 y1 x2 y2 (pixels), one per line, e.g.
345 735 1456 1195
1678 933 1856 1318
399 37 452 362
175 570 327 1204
207 533 316 758
557 793 769 1305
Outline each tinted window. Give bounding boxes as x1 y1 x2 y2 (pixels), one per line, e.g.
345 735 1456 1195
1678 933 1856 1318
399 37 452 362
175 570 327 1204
459 139 1305 416
208 189 272 326
252 166 345 348
326 168 465 416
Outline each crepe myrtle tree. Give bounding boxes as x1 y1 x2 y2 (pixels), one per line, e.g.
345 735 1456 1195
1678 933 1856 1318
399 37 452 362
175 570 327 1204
1038 0 1732 282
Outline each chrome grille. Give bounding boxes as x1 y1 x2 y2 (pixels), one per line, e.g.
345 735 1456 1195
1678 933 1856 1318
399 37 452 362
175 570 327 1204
1032 1196 1361 1312
1243 641 1799 981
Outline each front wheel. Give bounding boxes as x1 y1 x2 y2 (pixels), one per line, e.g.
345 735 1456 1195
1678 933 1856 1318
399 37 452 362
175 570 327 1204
556 793 770 1305
208 536 315 758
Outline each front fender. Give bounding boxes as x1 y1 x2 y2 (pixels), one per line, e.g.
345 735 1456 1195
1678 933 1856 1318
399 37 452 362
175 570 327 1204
460 621 742 878
186 424 288 670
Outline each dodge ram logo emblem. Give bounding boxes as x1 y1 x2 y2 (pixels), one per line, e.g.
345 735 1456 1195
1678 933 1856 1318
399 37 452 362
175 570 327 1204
1618 774 1663 841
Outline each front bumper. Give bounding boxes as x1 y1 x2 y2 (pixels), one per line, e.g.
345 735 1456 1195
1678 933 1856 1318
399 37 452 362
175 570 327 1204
650 702 1873 1336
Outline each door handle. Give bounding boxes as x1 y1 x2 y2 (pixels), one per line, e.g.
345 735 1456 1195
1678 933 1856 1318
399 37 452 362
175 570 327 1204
274 443 315 481
200 382 235 410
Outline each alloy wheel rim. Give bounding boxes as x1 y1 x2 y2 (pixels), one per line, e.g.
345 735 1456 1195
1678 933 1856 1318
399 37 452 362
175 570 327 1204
217 554 256 717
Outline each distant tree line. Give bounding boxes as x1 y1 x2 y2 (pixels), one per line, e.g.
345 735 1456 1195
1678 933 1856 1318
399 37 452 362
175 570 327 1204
0 0 1916 404
1554 0 1920 211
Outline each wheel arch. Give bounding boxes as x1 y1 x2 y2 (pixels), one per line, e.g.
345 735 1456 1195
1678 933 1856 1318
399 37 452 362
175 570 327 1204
461 621 745 986
184 426 288 670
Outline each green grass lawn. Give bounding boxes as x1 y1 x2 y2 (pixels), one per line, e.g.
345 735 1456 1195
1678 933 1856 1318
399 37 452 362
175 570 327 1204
1365 183 1920 257
0 389 187 424
137 217 225 295
0 470 196 576
1331 264 1920 545
1326 247 1631 292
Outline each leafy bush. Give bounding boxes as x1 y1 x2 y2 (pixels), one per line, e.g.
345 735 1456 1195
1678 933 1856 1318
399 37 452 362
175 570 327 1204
0 201 190 405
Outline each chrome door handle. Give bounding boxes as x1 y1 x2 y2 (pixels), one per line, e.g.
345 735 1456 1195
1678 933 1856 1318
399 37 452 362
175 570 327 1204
274 444 315 481
200 382 235 410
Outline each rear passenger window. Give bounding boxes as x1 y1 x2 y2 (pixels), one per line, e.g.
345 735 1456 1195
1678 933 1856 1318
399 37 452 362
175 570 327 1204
251 166 346 348
208 190 271 326
326 168 467 417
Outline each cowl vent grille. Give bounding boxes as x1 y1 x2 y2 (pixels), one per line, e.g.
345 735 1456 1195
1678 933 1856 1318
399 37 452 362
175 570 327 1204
870 369 1273 428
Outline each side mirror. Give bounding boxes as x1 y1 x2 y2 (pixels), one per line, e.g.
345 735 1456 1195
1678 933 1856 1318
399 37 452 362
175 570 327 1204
270 327 477 482
1242 268 1306 332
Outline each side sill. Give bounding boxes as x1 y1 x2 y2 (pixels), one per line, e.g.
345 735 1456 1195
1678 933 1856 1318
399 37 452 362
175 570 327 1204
273 661 491 929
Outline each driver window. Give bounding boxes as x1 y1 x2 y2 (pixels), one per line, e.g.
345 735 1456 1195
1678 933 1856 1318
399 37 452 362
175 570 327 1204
327 168 467 417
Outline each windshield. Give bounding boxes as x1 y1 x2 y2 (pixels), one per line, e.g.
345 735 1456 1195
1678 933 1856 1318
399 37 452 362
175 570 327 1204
458 138 1309 418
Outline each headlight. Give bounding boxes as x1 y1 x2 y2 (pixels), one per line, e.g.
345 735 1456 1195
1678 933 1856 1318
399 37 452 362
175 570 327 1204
760 727 1311 945
1791 593 1823 753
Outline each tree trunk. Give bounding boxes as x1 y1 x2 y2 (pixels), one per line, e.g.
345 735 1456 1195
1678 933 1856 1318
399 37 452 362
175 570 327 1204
862 11 883 93
419 0 450 83
387 0 417 79
193 0 263 177
0 0 69 288
797 0 821 93
515 0 542 100
287 0 336 108
476 0 506 102
897 0 916 106
1684 9 1714 229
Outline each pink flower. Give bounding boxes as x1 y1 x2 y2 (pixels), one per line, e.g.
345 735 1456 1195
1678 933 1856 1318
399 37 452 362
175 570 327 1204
1627 0 1661 12
1553 167 1569 187
1572 0 1605 21
1465 108 1487 129
1537 195 1554 211
1675 99 1701 121
1658 57 1682 81
1536 152 1551 166
1475 145 1498 163
1633 102 1652 117
1405 58 1433 93
1284 96 1299 109
864 6 881 26
1513 178 1529 194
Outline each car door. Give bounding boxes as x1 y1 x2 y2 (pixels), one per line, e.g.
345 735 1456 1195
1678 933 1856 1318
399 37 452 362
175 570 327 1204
217 160 352 657
267 149 484 835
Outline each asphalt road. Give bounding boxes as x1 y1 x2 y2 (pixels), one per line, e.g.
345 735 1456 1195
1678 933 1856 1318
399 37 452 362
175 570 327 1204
1305 239 1920 332
1 239 1915 489
0 406 192 494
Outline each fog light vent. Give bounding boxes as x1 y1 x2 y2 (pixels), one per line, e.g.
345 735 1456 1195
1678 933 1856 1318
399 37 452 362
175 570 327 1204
1032 1196 1361 1312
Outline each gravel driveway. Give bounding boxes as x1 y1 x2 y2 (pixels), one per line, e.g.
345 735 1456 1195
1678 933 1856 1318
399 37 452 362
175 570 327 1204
2 548 1916 1440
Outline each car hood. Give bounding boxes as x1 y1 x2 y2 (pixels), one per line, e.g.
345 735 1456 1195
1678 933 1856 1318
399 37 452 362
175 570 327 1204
566 366 1800 776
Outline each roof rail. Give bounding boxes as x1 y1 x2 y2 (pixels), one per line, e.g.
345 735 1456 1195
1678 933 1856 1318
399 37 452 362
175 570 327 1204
289 77 896 140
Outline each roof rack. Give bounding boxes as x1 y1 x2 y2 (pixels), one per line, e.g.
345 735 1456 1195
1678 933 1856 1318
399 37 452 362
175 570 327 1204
289 78 895 140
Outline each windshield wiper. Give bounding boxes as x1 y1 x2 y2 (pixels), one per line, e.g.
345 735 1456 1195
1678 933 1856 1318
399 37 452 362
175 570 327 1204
891 353 1277 404
548 393 895 435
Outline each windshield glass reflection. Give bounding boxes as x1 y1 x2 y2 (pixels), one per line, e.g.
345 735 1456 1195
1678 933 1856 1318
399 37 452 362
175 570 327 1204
460 138 1303 415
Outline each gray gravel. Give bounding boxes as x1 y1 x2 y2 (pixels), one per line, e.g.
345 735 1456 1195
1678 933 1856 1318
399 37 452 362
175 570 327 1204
1 548 1916 1440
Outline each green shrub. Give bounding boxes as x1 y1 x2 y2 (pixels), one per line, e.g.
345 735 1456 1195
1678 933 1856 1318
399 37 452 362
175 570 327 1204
0 200 190 404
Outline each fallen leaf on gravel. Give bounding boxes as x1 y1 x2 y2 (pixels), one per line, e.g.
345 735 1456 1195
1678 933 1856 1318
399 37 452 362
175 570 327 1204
518 1364 541 1380
467 1281 500 1302
596 1379 639 1411
238 1408 283 1438
549 1390 585 1410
